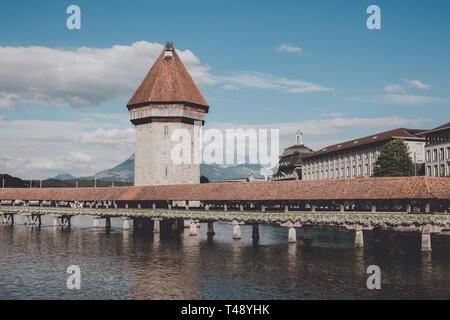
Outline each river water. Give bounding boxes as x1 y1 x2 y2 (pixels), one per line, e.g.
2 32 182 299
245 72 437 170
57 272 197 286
1 215 450 300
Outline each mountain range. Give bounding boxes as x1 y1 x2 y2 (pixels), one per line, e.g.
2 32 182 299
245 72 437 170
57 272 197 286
51 154 264 183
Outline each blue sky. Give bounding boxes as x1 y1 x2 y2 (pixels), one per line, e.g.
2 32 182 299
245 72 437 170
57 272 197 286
0 0 449 179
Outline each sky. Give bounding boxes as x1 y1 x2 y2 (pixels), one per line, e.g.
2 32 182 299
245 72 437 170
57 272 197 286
0 0 449 179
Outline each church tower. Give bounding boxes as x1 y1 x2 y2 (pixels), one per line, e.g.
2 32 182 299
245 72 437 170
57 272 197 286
127 42 209 186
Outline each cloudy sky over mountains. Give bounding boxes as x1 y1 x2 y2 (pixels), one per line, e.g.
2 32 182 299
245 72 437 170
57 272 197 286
0 0 449 179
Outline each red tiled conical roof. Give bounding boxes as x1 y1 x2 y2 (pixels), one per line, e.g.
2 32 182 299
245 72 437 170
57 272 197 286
127 43 209 110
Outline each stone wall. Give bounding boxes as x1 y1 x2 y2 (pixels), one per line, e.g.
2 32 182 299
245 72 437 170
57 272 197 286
134 121 200 186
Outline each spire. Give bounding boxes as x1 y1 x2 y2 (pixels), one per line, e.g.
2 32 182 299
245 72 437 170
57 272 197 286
295 129 303 145
127 43 209 110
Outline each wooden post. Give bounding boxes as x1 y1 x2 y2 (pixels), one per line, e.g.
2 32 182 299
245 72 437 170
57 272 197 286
252 224 260 240
105 217 111 229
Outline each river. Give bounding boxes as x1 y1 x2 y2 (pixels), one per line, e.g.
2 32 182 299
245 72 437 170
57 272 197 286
1 216 450 299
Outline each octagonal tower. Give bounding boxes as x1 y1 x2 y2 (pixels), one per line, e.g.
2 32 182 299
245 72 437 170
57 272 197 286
127 42 209 186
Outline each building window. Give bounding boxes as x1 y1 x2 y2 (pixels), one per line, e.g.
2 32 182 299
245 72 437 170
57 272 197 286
433 149 437 161
426 150 431 162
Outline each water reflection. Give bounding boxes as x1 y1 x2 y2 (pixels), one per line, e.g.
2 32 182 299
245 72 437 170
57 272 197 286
1 217 450 299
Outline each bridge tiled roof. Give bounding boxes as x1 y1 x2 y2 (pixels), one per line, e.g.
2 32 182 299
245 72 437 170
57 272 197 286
0 177 448 202
127 43 209 110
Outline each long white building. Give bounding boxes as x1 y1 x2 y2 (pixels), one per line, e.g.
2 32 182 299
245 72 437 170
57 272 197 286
302 128 426 180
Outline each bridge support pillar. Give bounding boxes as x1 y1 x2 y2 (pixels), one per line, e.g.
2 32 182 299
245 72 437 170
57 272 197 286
93 217 100 228
207 222 215 237
354 227 364 248
189 220 198 236
288 227 297 243
421 231 432 252
153 219 160 233
123 218 130 230
105 217 111 230
232 222 242 240
252 224 260 240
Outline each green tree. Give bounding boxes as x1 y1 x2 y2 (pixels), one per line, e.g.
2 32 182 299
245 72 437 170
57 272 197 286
372 139 415 177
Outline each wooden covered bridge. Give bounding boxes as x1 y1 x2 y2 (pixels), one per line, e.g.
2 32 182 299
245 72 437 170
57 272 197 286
0 176 449 251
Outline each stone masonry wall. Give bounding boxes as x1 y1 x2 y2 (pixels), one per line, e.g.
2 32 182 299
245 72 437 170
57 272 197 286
135 122 200 186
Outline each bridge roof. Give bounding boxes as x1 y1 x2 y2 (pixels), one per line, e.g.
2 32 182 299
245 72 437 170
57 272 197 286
0 177 448 202
127 42 209 110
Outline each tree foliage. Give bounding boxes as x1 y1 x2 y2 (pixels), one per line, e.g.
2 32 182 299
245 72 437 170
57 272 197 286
372 139 415 177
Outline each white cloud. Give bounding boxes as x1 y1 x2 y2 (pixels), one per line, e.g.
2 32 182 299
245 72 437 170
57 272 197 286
207 115 431 153
402 78 431 89
78 128 135 146
0 41 215 109
276 44 303 54
350 94 444 105
222 84 240 91
216 72 333 94
0 117 134 179
384 84 407 93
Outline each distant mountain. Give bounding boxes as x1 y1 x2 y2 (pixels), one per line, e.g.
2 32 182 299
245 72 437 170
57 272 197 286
92 155 135 182
48 154 265 183
0 174 29 188
51 173 77 180
54 155 264 183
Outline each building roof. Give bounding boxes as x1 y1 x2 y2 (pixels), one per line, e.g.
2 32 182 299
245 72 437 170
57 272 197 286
421 122 450 135
280 144 314 157
303 128 426 159
0 177 448 201
127 43 209 110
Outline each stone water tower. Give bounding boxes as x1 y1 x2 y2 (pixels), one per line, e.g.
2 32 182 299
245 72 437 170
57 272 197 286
127 42 209 186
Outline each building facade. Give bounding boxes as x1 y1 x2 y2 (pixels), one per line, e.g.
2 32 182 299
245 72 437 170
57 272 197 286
423 122 450 177
127 43 209 186
302 128 426 180
273 129 314 181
